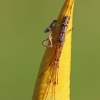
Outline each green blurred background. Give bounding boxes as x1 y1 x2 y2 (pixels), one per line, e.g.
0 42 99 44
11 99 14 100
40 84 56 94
0 0 100 100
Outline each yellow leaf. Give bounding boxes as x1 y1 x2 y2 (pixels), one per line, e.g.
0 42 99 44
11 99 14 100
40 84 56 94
32 0 75 100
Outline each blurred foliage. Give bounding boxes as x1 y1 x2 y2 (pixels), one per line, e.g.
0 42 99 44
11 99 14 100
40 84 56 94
0 0 100 100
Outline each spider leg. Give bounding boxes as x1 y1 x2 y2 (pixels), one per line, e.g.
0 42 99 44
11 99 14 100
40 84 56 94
42 32 53 48
67 27 74 34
